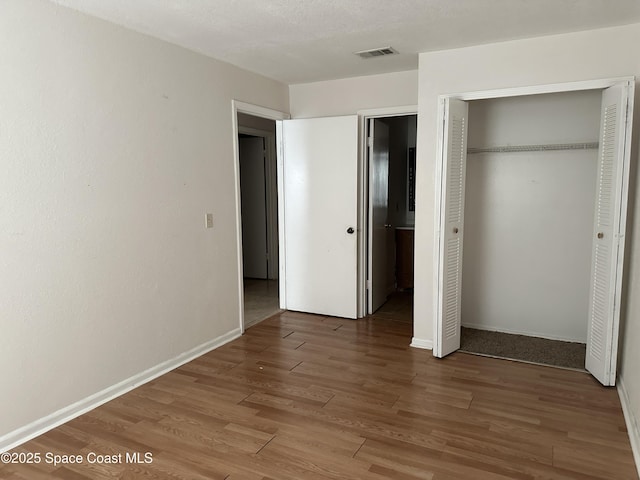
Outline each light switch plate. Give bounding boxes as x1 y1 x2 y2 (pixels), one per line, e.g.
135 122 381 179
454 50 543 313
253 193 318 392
205 213 214 228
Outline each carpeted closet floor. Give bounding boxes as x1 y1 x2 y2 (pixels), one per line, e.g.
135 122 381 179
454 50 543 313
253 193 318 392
460 327 587 370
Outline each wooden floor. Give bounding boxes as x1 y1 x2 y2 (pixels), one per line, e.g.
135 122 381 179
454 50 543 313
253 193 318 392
1 307 637 479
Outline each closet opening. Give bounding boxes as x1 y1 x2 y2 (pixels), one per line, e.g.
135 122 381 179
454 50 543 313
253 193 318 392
459 90 600 369
366 114 417 324
433 78 634 386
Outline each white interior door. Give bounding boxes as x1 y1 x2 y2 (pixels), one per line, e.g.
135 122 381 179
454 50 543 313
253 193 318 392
281 116 358 319
239 136 268 279
586 82 634 386
368 118 391 314
435 98 469 358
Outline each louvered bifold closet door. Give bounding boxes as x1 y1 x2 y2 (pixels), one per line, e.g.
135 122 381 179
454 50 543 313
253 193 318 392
436 98 469 358
586 83 633 386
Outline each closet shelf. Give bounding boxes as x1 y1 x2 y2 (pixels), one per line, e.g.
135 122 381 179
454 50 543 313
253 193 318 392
467 142 599 154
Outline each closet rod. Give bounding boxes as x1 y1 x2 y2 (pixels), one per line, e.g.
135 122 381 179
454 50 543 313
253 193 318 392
467 142 599 154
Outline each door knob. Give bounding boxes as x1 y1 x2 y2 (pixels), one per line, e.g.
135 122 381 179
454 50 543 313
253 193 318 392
347 227 355 234
453 227 459 234
384 224 392 228
597 232 604 239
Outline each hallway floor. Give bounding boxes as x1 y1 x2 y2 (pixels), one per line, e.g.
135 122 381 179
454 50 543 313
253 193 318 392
243 278 281 328
370 290 413 324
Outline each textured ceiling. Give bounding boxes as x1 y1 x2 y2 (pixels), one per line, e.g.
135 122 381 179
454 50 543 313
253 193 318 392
50 0 640 84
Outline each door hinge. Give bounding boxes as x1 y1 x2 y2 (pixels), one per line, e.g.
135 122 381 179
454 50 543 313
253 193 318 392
367 136 373 148
367 279 372 290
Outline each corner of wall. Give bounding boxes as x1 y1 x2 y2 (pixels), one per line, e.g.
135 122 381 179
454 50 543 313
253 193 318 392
618 378 640 477
0 328 241 453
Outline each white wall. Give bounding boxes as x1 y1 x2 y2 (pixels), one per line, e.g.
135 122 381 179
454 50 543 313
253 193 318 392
462 91 601 342
289 70 418 118
415 23 640 461
0 0 288 444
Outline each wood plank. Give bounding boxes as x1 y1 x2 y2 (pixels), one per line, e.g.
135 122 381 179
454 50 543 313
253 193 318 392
0 302 636 479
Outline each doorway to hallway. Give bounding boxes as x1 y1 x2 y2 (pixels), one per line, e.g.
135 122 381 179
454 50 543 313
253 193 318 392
237 113 282 328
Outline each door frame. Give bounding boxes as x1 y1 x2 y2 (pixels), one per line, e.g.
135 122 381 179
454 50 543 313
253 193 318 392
232 100 289 333
432 77 635 359
358 106 418 317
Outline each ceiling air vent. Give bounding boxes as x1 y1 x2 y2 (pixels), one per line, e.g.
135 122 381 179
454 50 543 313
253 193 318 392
354 47 398 59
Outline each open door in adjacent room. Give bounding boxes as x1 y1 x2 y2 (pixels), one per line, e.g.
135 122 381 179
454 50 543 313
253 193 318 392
368 118 391 314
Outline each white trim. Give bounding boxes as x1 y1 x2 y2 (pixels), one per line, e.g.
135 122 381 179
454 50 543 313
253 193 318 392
357 104 418 118
232 100 289 331
0 328 241 453
275 120 286 310
410 337 433 350
460 322 586 344
618 379 640 478
452 77 635 101
234 101 290 121
358 115 367 317
231 102 245 333
432 76 635 360
359 105 418 317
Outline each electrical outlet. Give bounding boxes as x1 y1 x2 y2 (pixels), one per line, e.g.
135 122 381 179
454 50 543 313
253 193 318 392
205 213 214 229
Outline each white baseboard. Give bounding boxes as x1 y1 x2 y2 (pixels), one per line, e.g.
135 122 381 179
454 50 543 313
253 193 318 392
0 328 242 453
410 337 433 350
461 322 585 343
618 379 640 478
